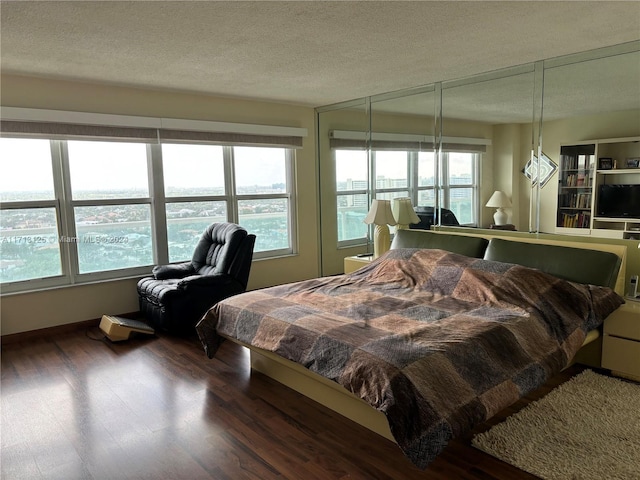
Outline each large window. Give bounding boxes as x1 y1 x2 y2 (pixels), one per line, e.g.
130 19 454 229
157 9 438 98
0 136 296 291
335 147 479 246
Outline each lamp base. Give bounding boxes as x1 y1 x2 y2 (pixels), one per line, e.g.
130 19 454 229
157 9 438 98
373 224 391 259
493 208 508 226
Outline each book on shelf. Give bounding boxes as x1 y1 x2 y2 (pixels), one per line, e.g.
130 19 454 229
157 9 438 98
573 192 591 209
561 153 594 171
565 174 574 187
562 173 591 188
561 154 577 171
559 212 590 228
560 193 591 209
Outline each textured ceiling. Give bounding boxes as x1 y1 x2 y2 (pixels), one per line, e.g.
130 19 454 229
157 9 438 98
1 1 639 114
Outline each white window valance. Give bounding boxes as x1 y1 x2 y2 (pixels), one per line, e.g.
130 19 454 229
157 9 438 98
0 107 307 148
329 130 490 153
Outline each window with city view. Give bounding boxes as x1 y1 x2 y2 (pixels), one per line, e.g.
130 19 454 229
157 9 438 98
445 152 476 224
0 138 62 283
69 141 154 273
234 147 291 253
0 137 295 290
162 143 228 263
335 148 478 246
336 149 369 243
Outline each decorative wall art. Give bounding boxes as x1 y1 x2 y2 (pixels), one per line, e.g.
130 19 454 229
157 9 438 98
523 153 558 187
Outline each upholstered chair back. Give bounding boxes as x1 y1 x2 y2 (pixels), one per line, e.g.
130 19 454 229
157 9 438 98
192 223 248 277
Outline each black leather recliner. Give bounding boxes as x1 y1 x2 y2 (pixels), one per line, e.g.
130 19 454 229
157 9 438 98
410 206 460 230
137 223 256 334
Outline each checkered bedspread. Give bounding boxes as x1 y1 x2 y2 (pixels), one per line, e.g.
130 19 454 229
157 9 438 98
196 248 623 468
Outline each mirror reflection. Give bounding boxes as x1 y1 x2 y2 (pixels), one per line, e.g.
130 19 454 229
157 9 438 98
317 41 640 280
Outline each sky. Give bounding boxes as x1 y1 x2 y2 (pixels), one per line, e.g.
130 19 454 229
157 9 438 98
0 138 55 195
0 139 287 197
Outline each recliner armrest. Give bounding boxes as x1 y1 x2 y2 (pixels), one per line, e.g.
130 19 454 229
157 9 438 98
153 262 195 280
177 273 235 289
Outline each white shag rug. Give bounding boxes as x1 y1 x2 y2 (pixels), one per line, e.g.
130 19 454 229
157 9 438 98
472 370 640 480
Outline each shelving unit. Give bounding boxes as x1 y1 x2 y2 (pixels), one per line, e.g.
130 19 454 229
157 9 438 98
592 137 640 239
556 143 595 231
556 136 640 238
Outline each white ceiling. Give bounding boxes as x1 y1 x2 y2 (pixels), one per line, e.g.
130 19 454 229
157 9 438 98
1 1 639 113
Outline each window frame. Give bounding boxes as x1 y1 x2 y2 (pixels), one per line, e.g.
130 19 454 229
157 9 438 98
1 137 298 293
158 142 228 265
439 151 479 226
61 140 156 281
230 146 297 259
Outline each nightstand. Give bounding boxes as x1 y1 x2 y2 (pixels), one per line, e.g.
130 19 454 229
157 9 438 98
344 255 373 274
601 300 640 382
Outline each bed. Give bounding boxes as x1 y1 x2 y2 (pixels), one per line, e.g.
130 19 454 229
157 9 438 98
195 231 627 469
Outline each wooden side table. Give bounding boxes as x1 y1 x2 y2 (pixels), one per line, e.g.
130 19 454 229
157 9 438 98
344 255 373 274
601 300 640 382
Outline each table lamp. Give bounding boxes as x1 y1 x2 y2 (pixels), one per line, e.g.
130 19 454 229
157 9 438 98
364 199 397 258
486 190 512 226
392 197 420 230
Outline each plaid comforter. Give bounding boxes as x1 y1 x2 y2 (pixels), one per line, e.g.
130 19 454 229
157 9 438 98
196 248 623 468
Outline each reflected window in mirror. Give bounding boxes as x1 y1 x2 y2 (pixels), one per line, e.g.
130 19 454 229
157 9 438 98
336 149 369 243
335 146 480 247
418 151 479 226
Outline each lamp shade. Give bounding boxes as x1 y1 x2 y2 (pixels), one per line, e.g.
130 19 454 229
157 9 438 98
392 197 420 229
364 199 397 226
485 191 512 208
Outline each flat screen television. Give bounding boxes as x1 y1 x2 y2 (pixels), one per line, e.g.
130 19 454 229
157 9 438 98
597 184 640 218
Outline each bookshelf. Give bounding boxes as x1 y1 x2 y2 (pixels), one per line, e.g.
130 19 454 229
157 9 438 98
556 143 595 231
555 137 640 238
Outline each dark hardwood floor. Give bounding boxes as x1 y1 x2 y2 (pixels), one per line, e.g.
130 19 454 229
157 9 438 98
1 324 588 479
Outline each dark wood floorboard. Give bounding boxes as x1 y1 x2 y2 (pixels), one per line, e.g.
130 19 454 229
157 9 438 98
1 325 593 479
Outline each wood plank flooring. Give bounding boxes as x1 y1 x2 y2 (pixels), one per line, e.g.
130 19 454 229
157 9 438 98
1 324 589 479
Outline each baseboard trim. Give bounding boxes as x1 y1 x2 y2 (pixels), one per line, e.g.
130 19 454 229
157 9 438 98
1 311 141 345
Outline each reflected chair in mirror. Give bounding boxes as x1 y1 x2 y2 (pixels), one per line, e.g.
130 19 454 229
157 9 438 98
137 222 256 334
410 206 460 230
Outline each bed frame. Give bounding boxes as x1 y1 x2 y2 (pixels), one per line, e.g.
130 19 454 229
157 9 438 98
226 233 628 442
